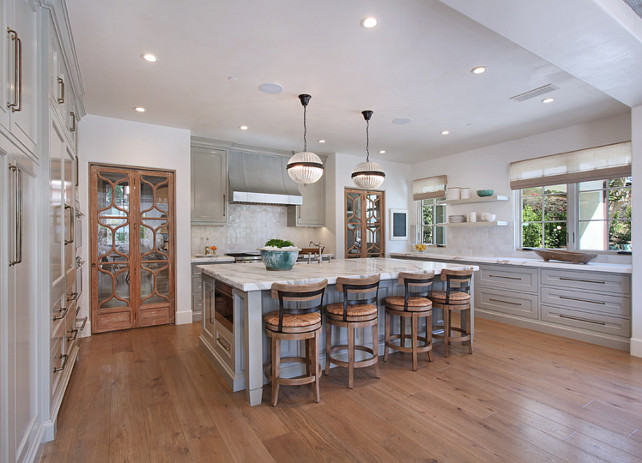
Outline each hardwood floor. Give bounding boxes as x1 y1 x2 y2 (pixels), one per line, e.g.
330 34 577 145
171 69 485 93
41 318 642 463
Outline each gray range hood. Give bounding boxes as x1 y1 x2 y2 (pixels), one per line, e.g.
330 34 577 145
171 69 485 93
227 150 303 205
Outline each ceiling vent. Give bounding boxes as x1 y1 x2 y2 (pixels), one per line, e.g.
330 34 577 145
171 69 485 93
510 84 559 102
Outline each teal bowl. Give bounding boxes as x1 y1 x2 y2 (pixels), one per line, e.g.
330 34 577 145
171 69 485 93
476 189 494 197
260 250 299 271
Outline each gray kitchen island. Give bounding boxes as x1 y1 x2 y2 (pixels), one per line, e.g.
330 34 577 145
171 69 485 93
198 257 478 406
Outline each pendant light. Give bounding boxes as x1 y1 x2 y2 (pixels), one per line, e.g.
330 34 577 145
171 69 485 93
287 94 324 184
352 110 385 189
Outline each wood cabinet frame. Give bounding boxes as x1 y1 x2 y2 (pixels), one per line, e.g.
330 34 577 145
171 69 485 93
344 188 385 258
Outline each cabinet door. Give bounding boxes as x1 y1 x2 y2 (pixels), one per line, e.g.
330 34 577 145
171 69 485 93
288 176 325 227
64 146 75 284
49 115 66 302
0 3 11 131
191 148 227 224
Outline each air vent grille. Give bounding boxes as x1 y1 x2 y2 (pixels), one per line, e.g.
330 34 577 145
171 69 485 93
510 84 559 102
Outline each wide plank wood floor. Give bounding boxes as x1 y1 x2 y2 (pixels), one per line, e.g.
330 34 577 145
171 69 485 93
41 318 642 463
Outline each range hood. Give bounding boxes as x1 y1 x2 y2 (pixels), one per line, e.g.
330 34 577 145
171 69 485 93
227 150 303 205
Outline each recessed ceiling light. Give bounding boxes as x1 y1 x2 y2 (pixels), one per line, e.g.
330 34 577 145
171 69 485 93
318 139 326 144
134 106 146 112
258 82 284 94
542 97 555 104
392 117 412 125
379 150 386 154
228 76 238 81
441 130 450 135
361 17 378 28
142 53 157 63
239 125 248 130
471 66 486 74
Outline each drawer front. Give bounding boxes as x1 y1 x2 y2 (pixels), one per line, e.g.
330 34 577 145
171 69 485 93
477 265 538 292
50 337 66 396
51 298 65 337
541 269 630 295
541 305 631 337
214 324 234 371
192 263 202 276
541 287 630 318
476 286 539 319
192 292 203 313
65 302 79 352
192 275 202 295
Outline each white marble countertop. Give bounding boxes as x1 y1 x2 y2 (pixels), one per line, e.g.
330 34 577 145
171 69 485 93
389 252 632 274
191 255 235 264
199 257 479 291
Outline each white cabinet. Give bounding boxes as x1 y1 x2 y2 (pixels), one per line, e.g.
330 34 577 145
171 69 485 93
191 147 228 225
287 175 325 227
1 137 40 463
0 0 39 156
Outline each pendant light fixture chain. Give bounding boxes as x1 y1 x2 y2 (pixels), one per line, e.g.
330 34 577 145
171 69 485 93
299 94 311 152
362 110 373 162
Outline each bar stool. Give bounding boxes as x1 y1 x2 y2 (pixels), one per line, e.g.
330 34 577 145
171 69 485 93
324 275 381 388
383 272 435 371
264 279 328 406
429 268 473 357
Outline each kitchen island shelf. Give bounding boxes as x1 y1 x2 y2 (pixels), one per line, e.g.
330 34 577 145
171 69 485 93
438 194 508 205
438 221 509 227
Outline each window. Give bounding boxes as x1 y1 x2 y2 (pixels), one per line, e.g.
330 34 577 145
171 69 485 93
419 199 446 246
519 176 631 252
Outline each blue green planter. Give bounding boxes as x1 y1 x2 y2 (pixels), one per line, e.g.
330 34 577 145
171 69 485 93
260 249 299 271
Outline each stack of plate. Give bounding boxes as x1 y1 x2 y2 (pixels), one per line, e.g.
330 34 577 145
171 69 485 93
448 214 466 223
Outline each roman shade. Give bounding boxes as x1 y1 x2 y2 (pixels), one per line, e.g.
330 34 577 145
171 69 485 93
413 175 447 200
509 141 631 190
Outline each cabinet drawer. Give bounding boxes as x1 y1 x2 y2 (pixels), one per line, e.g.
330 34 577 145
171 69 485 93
192 276 202 294
51 299 65 338
192 292 203 313
50 337 66 397
477 265 538 292
541 269 630 295
541 287 630 318
214 324 234 370
65 302 79 351
476 287 539 319
192 264 203 276
541 305 631 337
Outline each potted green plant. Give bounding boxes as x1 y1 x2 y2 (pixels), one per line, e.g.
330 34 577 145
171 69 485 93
259 239 300 271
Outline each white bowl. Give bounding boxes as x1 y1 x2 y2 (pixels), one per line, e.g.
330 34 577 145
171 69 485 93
480 213 496 222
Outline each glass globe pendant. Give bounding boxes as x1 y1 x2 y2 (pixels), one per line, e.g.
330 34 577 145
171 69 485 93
352 110 385 189
287 94 324 184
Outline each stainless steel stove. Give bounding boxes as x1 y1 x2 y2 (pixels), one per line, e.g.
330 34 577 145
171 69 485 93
225 251 262 263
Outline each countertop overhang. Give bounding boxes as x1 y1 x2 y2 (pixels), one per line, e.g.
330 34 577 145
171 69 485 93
389 252 631 274
198 257 479 292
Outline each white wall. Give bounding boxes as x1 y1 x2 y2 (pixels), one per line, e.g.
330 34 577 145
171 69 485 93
411 112 632 259
631 105 642 357
326 152 412 257
77 115 193 329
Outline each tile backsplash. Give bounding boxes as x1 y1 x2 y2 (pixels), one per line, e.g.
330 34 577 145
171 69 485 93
191 204 324 255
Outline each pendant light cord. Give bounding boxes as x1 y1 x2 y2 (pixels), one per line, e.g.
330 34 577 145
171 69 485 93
365 118 370 162
303 105 308 152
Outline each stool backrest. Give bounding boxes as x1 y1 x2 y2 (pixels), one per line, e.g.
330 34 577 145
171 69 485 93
398 272 435 307
441 268 473 304
335 275 380 321
270 279 328 332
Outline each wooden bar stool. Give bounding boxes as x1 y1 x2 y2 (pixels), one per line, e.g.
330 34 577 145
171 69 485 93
324 275 381 388
264 279 328 406
430 268 473 357
383 272 435 371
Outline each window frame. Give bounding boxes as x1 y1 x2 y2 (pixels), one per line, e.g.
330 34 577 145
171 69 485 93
417 198 446 246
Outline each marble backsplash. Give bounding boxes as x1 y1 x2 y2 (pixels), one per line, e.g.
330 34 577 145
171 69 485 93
191 204 324 255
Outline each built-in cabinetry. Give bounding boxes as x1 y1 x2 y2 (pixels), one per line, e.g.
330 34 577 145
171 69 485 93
438 195 509 227
287 174 325 227
191 259 232 321
345 188 385 258
191 145 227 225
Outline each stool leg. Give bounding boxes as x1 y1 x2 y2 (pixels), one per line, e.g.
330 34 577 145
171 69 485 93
426 311 433 362
348 325 355 389
313 331 321 403
271 337 280 406
305 338 311 376
384 311 390 362
411 313 418 371
401 316 406 349
466 308 473 354
443 308 450 358
325 322 332 375
372 321 380 379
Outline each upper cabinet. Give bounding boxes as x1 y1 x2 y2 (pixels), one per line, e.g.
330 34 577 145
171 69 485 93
0 0 39 156
49 25 78 153
191 146 228 225
287 174 325 227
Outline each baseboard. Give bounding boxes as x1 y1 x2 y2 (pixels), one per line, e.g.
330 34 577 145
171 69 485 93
175 309 193 325
630 337 642 357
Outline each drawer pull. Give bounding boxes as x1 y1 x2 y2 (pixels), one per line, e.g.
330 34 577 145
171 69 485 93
559 277 605 285
216 334 231 352
559 295 605 305
488 297 522 306
53 354 68 373
489 274 522 281
53 306 69 321
558 314 606 325
76 316 88 332
67 329 79 342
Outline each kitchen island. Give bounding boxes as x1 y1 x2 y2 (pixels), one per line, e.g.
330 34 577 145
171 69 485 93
198 257 477 406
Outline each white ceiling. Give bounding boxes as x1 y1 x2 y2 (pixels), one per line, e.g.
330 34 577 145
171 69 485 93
66 0 637 164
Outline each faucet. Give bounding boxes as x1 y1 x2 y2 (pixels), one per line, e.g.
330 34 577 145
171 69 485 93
309 241 323 264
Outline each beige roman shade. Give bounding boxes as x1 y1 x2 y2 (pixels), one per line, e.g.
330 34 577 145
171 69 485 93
509 141 631 190
413 175 447 200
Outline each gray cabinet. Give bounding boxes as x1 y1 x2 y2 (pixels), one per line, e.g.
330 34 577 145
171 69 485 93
287 174 325 227
191 147 227 225
191 259 231 320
